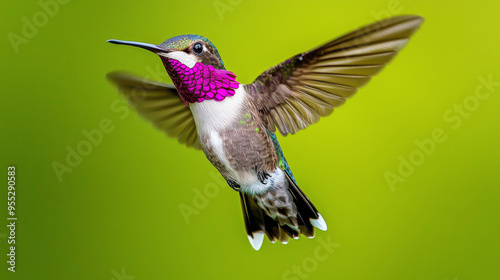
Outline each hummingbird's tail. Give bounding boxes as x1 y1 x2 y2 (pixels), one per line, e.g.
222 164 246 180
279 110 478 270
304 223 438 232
239 172 327 250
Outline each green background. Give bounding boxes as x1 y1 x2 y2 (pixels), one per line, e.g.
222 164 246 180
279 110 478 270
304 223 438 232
1 0 499 279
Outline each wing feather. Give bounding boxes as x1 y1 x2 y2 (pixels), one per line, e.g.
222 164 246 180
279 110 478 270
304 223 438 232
107 72 201 149
246 15 423 135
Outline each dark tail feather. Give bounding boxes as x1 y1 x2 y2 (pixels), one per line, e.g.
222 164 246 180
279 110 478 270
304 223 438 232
239 173 327 250
239 192 266 250
284 172 327 235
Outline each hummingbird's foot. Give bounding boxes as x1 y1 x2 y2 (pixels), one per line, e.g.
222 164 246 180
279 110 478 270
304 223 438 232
257 171 271 184
227 179 241 192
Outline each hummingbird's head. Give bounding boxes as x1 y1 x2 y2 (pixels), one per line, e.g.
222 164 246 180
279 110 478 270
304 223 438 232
158 35 225 70
108 35 239 105
107 34 225 70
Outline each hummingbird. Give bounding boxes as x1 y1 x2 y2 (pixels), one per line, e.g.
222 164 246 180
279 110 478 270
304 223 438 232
107 15 423 250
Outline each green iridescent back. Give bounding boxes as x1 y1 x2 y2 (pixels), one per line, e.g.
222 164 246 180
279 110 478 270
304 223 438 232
266 129 296 183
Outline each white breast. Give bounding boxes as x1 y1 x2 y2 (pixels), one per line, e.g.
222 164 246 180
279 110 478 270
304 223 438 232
190 86 247 133
190 87 276 195
191 86 248 182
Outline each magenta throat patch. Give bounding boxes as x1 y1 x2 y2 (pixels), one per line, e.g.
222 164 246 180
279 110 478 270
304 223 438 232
163 58 240 105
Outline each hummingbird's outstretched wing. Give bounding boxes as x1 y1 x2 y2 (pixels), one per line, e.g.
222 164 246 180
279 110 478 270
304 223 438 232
107 72 201 149
246 15 423 135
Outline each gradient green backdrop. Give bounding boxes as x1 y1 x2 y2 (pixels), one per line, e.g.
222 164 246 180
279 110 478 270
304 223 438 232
1 0 499 279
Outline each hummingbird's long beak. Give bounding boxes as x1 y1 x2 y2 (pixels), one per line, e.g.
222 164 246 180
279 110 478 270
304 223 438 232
107 39 169 53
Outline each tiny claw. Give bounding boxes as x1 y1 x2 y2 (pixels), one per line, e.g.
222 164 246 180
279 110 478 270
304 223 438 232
257 171 271 184
227 179 241 192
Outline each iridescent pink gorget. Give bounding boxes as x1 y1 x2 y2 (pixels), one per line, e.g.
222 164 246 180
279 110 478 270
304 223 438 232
163 58 240 106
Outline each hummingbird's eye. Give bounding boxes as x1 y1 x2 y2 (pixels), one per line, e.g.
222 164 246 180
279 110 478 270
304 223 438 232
192 42 204 55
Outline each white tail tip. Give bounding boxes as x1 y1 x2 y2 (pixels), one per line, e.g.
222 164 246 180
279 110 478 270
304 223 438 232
311 213 327 231
247 232 265 251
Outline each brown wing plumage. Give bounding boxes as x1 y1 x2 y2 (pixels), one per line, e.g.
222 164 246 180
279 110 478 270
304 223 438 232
246 15 424 135
107 72 201 149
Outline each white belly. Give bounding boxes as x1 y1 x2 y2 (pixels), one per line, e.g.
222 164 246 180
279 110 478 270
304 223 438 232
191 86 281 195
242 167 286 195
206 126 283 195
